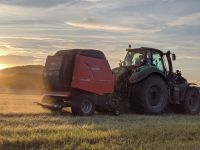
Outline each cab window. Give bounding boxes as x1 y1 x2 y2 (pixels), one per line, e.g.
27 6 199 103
124 51 145 66
152 52 165 72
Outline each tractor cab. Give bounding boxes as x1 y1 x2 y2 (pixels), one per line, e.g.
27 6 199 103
116 46 187 85
122 47 175 76
120 46 189 86
113 47 176 84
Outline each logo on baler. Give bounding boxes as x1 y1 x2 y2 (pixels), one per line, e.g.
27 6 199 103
91 67 101 71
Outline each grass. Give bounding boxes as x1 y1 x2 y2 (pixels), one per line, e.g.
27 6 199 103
0 94 200 149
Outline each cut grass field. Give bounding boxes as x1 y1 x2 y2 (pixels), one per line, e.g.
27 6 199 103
0 94 200 150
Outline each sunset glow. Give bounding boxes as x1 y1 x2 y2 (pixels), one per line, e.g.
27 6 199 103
0 0 199 84
0 64 7 70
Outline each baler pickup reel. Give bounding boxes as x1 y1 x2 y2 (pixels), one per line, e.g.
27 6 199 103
34 101 63 111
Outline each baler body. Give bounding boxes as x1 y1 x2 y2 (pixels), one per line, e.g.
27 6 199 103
39 49 118 115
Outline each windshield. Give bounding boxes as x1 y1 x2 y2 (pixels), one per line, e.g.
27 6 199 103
123 51 145 66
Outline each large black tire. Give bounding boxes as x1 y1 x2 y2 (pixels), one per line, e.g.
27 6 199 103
180 87 200 114
130 75 168 114
71 94 95 116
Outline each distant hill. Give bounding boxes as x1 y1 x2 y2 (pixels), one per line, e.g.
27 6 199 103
0 65 44 76
0 65 44 93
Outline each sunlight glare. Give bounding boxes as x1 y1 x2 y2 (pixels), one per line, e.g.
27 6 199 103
0 64 7 70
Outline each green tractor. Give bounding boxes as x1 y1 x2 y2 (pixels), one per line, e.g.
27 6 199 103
112 46 200 114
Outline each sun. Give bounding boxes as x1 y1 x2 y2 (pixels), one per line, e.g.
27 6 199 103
0 64 7 70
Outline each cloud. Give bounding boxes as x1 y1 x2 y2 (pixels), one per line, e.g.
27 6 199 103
169 13 200 27
66 19 160 33
80 0 102 2
178 55 200 60
0 41 27 54
0 0 102 8
0 36 75 43
66 20 133 32
0 55 37 66
0 0 70 7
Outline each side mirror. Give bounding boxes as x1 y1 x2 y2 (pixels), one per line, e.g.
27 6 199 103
172 53 176 61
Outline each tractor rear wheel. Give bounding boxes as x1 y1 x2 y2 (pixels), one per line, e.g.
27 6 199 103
131 75 168 114
71 94 95 116
181 87 200 114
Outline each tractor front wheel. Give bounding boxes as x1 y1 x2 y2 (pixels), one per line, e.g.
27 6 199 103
71 94 95 116
181 87 200 114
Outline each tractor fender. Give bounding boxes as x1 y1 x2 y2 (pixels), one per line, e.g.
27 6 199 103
129 66 166 84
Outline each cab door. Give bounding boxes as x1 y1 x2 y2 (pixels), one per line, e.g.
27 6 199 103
151 51 166 74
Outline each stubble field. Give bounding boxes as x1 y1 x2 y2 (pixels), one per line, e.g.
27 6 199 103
0 94 200 150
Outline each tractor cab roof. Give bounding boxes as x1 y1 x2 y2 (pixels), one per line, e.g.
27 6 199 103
126 47 164 54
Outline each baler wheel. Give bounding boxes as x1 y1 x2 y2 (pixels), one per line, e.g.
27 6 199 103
180 87 200 114
71 94 95 116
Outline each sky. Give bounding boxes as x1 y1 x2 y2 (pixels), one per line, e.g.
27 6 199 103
0 0 199 84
